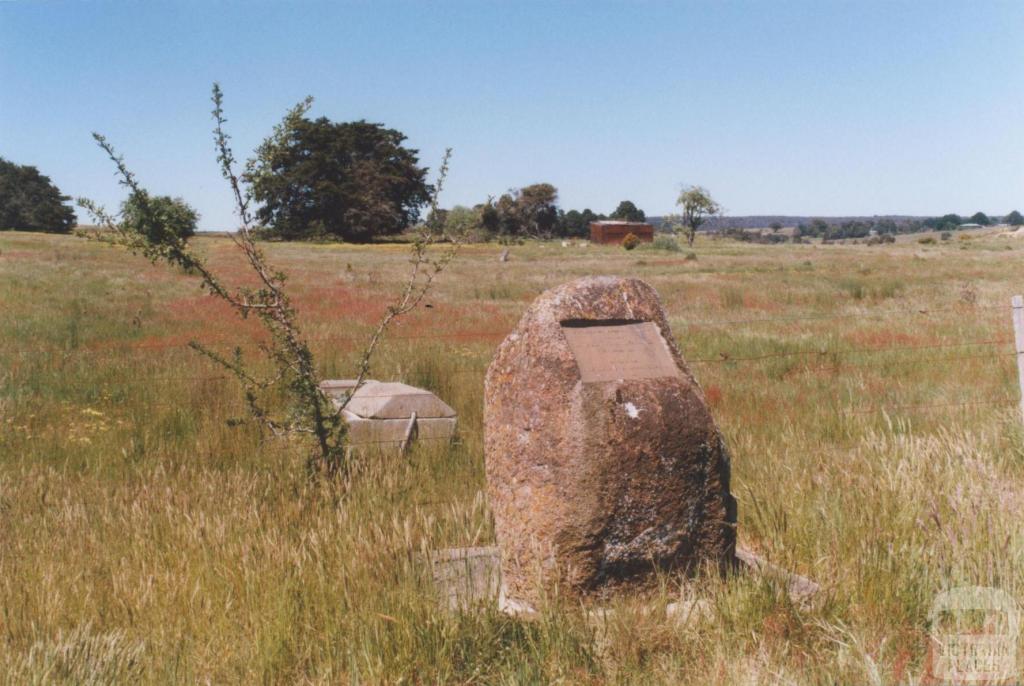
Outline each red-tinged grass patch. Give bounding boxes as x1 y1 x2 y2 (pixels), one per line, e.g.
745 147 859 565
201 247 266 290
0 250 39 260
163 294 266 340
863 377 890 397
165 294 236 321
642 258 700 267
740 293 786 313
704 383 723 408
394 301 512 342
91 333 232 352
295 285 389 326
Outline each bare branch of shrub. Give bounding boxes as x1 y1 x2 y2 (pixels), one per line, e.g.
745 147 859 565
344 148 459 407
77 84 458 479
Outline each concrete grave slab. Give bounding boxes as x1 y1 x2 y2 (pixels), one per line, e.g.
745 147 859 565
319 380 457 450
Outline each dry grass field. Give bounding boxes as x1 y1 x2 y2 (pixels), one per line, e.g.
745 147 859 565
2 228 1023 684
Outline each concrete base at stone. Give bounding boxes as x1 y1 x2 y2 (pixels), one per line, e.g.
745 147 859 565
422 547 502 611
424 546 818 616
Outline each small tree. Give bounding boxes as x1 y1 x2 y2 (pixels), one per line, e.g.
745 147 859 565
559 208 604 238
675 185 720 246
1006 210 1023 227
808 218 830 237
516 183 559 237
609 200 645 223
557 206 602 239
969 211 991 226
769 221 783 233
78 84 459 478
425 208 449 234
428 205 483 240
121 192 198 242
478 201 500 236
560 209 585 238
445 206 477 232
0 158 76 233
490 183 559 238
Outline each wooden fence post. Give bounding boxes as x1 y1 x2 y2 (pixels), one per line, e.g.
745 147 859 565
1013 295 1024 424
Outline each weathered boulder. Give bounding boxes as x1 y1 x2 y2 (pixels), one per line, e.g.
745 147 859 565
484 276 736 607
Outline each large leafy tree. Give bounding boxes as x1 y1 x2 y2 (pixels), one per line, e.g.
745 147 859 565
247 117 432 242
0 158 76 233
1005 210 1023 227
609 200 646 223
969 211 991 226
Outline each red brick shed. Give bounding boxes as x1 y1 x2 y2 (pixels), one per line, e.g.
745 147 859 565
589 221 655 245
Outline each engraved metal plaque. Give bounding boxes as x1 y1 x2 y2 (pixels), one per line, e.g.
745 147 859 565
561 321 680 383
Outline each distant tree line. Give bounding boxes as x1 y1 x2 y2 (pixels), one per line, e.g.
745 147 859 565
720 209 1023 246
428 189 649 241
244 117 648 242
792 211 1022 241
0 157 198 238
5 114 1023 244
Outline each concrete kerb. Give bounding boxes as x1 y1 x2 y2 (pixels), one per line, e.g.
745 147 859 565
422 545 820 620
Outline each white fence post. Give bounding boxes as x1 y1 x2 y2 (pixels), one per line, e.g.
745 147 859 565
1013 295 1024 424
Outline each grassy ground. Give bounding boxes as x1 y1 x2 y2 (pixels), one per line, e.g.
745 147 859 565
1 228 1023 684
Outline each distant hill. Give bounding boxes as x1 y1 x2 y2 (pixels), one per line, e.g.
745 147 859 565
647 215 929 230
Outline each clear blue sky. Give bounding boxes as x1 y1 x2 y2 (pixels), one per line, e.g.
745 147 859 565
2 1 1022 229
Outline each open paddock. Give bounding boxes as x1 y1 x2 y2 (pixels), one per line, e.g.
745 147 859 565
1 230 1022 683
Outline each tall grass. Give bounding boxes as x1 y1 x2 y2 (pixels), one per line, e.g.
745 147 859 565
1 231 1022 683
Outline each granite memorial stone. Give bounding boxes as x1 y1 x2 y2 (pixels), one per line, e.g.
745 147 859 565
484 276 737 607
